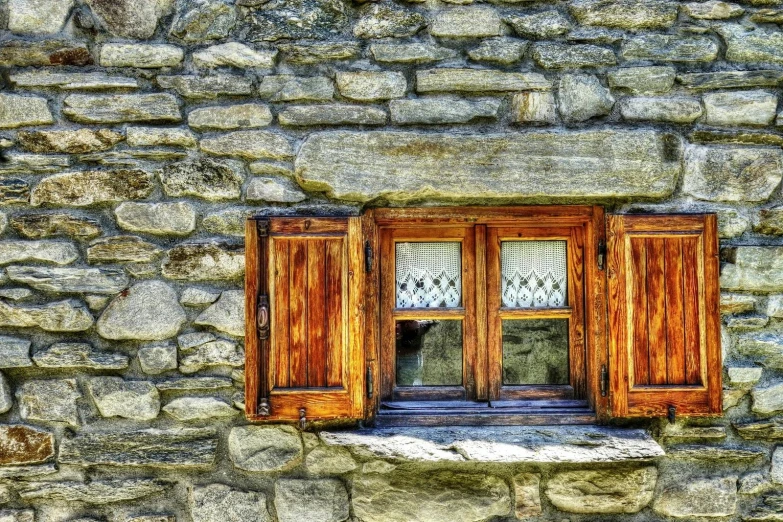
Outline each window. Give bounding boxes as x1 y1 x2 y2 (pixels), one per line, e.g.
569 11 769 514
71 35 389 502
244 207 722 427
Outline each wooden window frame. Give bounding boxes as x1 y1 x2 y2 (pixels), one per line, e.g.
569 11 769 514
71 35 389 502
365 206 609 425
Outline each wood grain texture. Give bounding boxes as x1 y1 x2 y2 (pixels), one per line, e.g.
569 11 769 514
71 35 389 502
664 238 686 385
646 237 667 385
244 218 261 417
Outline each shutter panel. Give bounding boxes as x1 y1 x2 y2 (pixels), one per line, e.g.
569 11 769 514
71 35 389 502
245 217 365 423
607 214 721 418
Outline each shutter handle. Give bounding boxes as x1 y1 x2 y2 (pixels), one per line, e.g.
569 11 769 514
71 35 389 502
299 408 307 430
257 295 270 340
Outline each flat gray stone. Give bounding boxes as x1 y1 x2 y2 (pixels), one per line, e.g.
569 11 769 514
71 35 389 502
63 94 181 124
159 158 244 201
430 7 502 38
721 294 758 314
719 24 783 64
678 70 783 91
569 0 678 29
115 202 196 236
653 476 737 517
532 42 616 69
200 131 293 161
278 105 387 126
126 127 196 148
6 266 128 294
546 467 657 514
416 69 550 93
181 287 221 306
84 0 174 39
728 366 764 388
17 378 81 426
278 42 360 65
683 145 783 202
756 207 783 235
246 177 307 203
158 75 253 99
0 424 54 465
468 38 528 65
608 66 675 94
390 97 500 125
100 44 183 68
336 71 406 101
353 471 510 522
170 1 235 43
512 91 558 124
189 484 271 522
241 0 349 40
506 11 571 39
228 425 303 472
31 169 154 207
0 336 32 368
179 338 244 373
354 3 426 39
58 428 218 468
10 71 137 90
17 479 167 504
189 104 272 131
0 94 53 129
370 42 457 64
0 241 77 265
621 34 718 62
8 0 74 34
154 377 232 391
558 74 615 122
735 420 783 440
0 511 33 522
10 213 101 239
753 383 783 414
87 236 162 264
0 40 92 67
163 397 237 421
259 75 333 102
33 343 128 370
737 333 783 368
0 299 93 332
296 130 678 203
514 473 541 518
97 281 186 341
305 446 357 474
162 241 245 281
666 445 764 461
320 426 664 463
620 96 703 123
703 90 777 126
275 479 349 522
194 290 245 337
18 129 124 154
87 377 160 420
684 1 745 18
193 43 276 68
0 372 10 414
138 343 177 374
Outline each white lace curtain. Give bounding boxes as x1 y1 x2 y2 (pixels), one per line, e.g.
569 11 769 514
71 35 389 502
501 241 567 308
396 242 461 308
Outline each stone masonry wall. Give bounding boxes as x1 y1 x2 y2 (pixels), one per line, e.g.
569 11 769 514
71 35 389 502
0 0 783 520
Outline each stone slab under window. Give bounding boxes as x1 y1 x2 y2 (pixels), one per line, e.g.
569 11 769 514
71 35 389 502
319 425 664 464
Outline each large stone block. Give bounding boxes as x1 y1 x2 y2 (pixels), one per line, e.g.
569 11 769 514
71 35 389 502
703 90 777 126
31 169 154 207
0 336 32 368
737 333 783 368
58 428 218 467
6 266 128 294
87 377 160 420
545 467 657 513
115 202 196 236
506 11 571 39
200 131 293 161
352 471 510 522
569 0 678 29
241 0 350 42
274 479 349 522
63 94 181 124
720 24 783 64
85 0 174 39
0 425 54 465
0 300 93 332
228 425 303 472
683 145 783 202
159 158 244 201
16 379 82 426
336 71 406 101
178 337 244 373
194 290 245 336
752 383 783 414
97 281 186 340
430 7 503 38
354 4 426 39
295 130 680 202
653 476 737 517
162 241 244 281
8 0 74 34
558 74 615 122
532 42 616 69
189 484 271 522
0 94 53 129
169 1 235 43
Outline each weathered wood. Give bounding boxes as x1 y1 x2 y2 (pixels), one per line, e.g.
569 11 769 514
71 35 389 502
683 236 702 385
325 239 343 388
646 237 667 385
664 238 686 385
307 239 327 387
475 224 488 402
630 237 649 385
288 240 308 388
273 240 290 388
244 219 260 417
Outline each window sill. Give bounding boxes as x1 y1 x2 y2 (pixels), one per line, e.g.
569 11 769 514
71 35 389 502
319 425 664 464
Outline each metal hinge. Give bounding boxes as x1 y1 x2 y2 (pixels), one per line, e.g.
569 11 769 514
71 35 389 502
600 364 608 397
366 367 374 399
597 240 606 271
668 406 676 424
257 219 270 237
364 240 373 273
299 408 307 430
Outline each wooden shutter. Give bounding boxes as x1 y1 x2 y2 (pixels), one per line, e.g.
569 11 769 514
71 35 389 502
607 214 721 418
245 217 365 423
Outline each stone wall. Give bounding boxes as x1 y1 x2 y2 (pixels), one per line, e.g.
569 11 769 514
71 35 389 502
0 0 783 520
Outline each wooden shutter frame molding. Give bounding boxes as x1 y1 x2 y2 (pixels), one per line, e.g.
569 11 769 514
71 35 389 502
607 214 722 418
245 216 365 424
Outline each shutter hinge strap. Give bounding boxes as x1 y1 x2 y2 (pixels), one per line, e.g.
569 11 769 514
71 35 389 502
597 240 606 271
366 366 374 399
257 219 270 237
600 364 608 397
364 240 373 273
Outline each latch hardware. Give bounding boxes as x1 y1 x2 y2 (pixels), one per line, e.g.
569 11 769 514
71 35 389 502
299 408 307 430
365 241 373 273
600 364 608 397
366 367 374 399
668 406 676 424
597 240 607 271
258 398 270 416
257 295 270 340
257 219 269 237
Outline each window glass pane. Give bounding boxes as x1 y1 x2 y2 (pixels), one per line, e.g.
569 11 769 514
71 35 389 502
501 240 567 308
502 319 568 385
396 320 462 386
396 242 461 308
